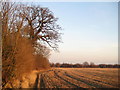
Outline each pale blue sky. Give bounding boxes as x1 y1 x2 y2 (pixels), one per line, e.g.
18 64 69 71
33 2 118 64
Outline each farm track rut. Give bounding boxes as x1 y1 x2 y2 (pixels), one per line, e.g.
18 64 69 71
34 68 119 88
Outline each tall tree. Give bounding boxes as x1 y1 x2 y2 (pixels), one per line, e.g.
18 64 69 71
1 2 62 88
19 5 62 50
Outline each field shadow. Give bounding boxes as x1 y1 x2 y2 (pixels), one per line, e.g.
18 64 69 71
33 74 39 89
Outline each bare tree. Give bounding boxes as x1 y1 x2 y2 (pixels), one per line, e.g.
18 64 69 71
34 42 51 58
90 62 95 68
2 2 62 88
19 5 62 50
83 62 89 67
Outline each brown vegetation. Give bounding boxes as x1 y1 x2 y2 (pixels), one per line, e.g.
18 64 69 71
1 2 61 88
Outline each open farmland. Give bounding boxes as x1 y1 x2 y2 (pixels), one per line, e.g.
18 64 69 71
34 68 119 88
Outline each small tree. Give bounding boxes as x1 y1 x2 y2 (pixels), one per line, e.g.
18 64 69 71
83 62 89 68
90 62 95 68
55 63 61 67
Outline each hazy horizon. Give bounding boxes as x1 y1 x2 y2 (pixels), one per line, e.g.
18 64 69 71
33 2 118 64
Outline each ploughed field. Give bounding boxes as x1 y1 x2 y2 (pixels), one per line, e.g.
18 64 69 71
35 68 119 88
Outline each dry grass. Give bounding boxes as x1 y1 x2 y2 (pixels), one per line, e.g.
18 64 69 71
10 69 47 88
9 70 36 88
3 68 119 88
34 68 119 88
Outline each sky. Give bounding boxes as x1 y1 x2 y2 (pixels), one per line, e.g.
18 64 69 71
32 2 118 64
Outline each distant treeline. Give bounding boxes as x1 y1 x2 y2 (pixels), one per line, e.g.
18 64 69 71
50 62 120 68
